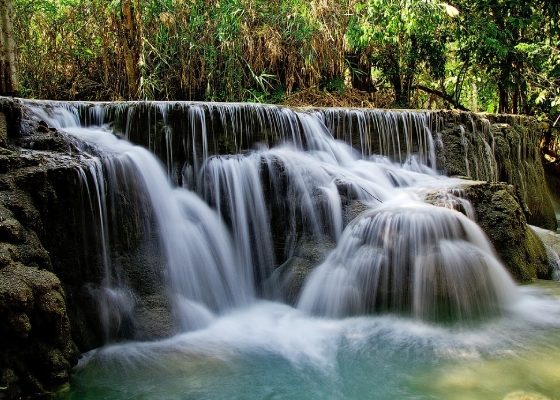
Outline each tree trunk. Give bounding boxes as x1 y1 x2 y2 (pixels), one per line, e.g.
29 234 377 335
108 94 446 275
120 0 141 99
392 75 408 107
0 0 18 95
498 80 509 114
347 52 373 92
413 85 470 111
132 0 144 96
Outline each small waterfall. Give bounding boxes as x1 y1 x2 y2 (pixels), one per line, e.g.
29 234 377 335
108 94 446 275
21 100 442 177
20 99 522 331
198 153 276 289
24 103 253 335
298 202 516 321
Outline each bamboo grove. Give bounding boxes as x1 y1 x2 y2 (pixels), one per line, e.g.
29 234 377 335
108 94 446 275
4 0 560 120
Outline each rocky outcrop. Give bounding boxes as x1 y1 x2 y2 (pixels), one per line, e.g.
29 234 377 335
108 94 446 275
0 132 87 397
435 111 556 230
268 235 335 305
428 182 550 282
0 108 180 398
462 182 550 282
0 108 138 398
0 262 77 397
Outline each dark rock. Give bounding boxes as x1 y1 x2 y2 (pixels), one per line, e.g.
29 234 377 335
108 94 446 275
0 264 78 397
429 182 550 282
0 112 96 398
269 235 335 304
435 112 556 230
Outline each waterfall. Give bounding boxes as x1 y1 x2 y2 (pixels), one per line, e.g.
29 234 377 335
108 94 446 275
297 202 516 321
20 99 520 333
23 102 253 335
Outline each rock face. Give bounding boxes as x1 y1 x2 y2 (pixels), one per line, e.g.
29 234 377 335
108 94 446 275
435 111 556 230
0 128 86 396
0 263 77 397
268 235 335 305
465 183 551 281
0 107 177 398
451 182 549 282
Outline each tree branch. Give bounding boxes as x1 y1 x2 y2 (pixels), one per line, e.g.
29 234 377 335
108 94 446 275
413 84 470 111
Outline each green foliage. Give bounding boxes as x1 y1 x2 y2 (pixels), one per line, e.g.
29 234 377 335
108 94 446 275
450 0 556 115
13 0 353 101
347 0 452 106
516 40 560 115
9 0 559 121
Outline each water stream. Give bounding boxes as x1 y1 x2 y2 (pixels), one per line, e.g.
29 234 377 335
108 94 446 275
20 100 560 399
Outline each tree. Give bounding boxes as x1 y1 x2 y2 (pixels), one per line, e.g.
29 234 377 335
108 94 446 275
116 0 143 99
453 0 555 114
347 0 455 107
0 0 18 95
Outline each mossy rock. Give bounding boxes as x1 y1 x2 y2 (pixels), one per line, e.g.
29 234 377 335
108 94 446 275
269 235 335 304
0 266 35 310
436 112 556 231
462 182 550 282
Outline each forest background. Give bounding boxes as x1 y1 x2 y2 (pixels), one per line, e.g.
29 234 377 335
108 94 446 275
1 0 559 122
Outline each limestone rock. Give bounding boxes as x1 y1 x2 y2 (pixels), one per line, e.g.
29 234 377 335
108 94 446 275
0 264 78 397
435 112 556 230
432 182 551 282
269 235 335 304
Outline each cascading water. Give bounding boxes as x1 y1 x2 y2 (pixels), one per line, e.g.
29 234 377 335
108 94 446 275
17 99 560 399
24 102 253 334
298 202 516 321
21 99 518 323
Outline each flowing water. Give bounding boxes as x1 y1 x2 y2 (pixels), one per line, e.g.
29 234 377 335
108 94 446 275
20 100 560 399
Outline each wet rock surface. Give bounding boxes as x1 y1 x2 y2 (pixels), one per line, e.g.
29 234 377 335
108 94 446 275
428 182 550 282
435 111 556 230
268 234 335 305
0 108 177 398
0 126 85 397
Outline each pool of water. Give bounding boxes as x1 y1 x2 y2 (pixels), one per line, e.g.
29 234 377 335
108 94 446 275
59 283 560 400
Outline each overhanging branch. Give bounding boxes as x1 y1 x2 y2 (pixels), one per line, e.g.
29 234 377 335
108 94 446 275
413 85 470 111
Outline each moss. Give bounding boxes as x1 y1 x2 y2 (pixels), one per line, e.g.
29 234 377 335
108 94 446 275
37 290 65 315
436 112 556 231
462 182 549 282
0 217 24 243
8 312 31 337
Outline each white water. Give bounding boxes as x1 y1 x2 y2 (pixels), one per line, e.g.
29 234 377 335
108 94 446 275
64 288 560 399
22 99 520 328
25 103 254 333
19 99 560 399
298 203 517 320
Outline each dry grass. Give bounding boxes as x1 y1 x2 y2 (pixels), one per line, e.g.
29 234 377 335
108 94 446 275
281 87 394 108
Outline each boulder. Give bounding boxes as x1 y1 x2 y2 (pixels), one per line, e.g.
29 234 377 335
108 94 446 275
268 235 335 305
0 263 78 397
428 182 550 282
